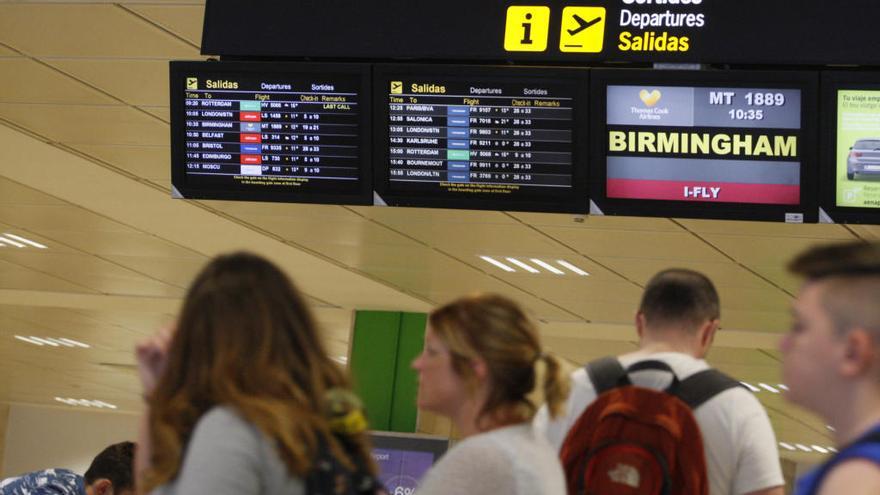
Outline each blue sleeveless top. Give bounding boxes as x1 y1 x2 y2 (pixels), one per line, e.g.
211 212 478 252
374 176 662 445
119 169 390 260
795 424 880 495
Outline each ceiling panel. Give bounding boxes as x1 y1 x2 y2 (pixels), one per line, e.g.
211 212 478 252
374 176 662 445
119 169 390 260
677 219 855 239
102 255 205 289
0 45 19 56
231 212 423 249
0 4 198 58
517 212 683 232
68 144 169 180
595 257 775 290
46 58 170 106
351 205 519 225
0 261 98 293
541 227 730 262
127 4 205 46
35 230 202 259
0 251 185 297
700 234 855 267
139 106 170 122
0 103 168 146
849 224 880 240
0 204 137 233
0 178 66 206
721 309 789 335
0 58 117 105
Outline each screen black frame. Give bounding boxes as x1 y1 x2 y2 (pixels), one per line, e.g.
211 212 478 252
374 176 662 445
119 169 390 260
372 64 590 213
369 431 449 461
169 60 373 205
820 71 880 225
589 68 819 223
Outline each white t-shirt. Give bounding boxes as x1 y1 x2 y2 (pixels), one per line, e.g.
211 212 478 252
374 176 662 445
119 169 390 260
415 423 566 495
533 352 784 495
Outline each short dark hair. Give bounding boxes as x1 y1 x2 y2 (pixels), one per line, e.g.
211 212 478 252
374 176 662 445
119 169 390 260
639 269 720 330
789 241 880 337
83 441 135 491
788 241 880 280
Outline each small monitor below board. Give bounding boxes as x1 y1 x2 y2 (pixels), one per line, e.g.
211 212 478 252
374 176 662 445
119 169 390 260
370 431 449 493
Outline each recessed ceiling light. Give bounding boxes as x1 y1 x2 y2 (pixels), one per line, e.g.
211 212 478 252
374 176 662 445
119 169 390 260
15 336 91 348
54 397 117 409
530 258 565 275
777 384 789 391
828 447 838 453
480 256 516 273
740 381 762 392
811 445 829 454
794 443 813 453
826 425 836 431
3 233 47 249
505 258 540 273
778 442 796 451
14 335 45 346
556 260 590 276
0 236 26 248
758 383 780 393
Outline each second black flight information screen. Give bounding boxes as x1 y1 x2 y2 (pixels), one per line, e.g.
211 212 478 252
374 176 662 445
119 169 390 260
374 66 589 213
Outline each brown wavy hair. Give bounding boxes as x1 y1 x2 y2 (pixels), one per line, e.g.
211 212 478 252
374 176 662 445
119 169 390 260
428 293 570 429
142 252 374 491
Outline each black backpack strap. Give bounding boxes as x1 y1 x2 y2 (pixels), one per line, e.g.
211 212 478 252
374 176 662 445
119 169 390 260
586 356 629 394
674 368 743 409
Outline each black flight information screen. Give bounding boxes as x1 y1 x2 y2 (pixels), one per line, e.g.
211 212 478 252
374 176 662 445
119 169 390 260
373 65 588 213
170 61 372 205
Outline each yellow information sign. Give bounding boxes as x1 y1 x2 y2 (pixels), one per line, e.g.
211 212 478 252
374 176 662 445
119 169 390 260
390 81 404 94
559 6 606 53
186 77 198 89
504 6 550 52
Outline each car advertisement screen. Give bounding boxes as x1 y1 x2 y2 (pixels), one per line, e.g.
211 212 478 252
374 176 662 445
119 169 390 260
372 448 434 494
835 90 880 208
605 84 803 205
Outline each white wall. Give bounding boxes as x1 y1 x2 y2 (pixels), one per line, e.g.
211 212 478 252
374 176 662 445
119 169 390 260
1 404 139 478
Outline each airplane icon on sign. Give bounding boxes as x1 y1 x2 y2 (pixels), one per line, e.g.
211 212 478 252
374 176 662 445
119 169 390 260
567 14 602 36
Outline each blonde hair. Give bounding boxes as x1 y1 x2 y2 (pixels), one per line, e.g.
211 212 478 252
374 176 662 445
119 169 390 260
428 293 570 428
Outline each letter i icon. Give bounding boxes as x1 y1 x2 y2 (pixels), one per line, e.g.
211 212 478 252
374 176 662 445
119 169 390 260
504 6 550 52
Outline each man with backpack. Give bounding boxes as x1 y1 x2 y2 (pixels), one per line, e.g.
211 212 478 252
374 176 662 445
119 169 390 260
781 241 880 495
534 268 784 495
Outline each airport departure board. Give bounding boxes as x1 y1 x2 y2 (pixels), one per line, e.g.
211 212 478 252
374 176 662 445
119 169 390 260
590 69 817 222
170 61 372 204
374 65 589 213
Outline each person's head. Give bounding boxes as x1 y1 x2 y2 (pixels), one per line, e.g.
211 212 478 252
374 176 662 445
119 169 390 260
780 241 880 416
83 441 135 495
636 268 721 358
144 252 372 490
411 293 570 432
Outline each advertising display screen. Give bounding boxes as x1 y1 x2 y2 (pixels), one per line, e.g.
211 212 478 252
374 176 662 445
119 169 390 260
821 72 880 223
169 61 372 205
590 69 818 222
370 432 448 495
373 65 589 213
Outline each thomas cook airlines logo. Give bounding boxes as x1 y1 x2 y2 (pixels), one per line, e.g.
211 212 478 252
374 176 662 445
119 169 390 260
639 89 661 107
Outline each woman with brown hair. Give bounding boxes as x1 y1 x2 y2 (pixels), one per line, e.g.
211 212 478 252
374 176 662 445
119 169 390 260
411 293 570 495
134 252 382 495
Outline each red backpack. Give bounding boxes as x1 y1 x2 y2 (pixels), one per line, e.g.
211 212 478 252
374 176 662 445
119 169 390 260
559 357 741 495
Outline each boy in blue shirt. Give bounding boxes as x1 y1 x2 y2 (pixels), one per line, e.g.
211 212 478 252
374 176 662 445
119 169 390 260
781 242 880 495
0 441 134 495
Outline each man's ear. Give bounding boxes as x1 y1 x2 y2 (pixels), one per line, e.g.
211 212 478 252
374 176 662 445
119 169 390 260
700 319 719 348
841 328 875 377
635 312 646 339
89 479 113 495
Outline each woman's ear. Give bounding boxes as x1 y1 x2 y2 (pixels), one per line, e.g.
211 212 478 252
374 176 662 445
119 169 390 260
470 357 489 382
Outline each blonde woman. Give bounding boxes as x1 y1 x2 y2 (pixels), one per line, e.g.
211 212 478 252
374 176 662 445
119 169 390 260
411 293 570 495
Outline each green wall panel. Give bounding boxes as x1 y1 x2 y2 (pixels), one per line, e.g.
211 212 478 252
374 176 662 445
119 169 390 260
389 312 427 432
350 311 401 431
